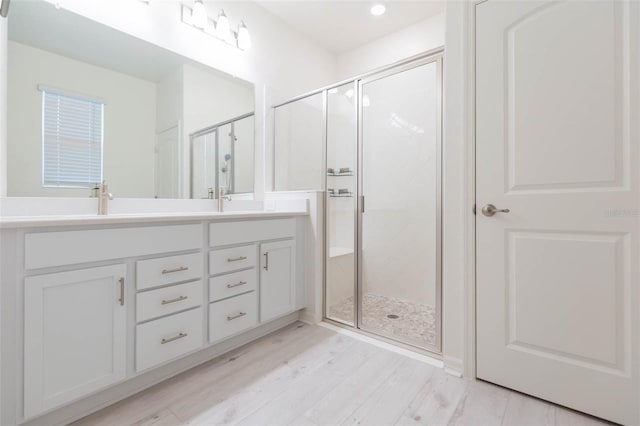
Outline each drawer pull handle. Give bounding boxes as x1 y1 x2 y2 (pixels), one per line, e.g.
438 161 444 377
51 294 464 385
263 252 269 271
118 277 125 306
162 266 189 274
161 332 188 344
227 256 247 263
227 281 248 289
161 295 188 305
227 312 247 321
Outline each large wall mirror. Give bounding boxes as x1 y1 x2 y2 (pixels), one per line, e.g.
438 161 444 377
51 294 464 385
7 0 255 199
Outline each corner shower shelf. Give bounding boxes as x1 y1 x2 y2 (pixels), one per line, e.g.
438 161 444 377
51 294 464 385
327 173 353 177
329 193 353 198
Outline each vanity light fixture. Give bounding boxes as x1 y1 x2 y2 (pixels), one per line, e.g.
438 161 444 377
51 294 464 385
181 3 251 51
237 21 251 50
192 0 207 29
216 9 231 40
370 4 386 16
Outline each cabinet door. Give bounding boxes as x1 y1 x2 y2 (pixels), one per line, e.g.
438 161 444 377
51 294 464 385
260 240 296 322
24 264 127 418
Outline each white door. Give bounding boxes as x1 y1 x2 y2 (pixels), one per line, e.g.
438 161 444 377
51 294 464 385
155 124 180 199
260 240 295 322
24 265 127 418
476 1 639 424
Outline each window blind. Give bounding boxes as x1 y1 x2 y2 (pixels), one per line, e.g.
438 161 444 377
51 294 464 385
42 89 104 188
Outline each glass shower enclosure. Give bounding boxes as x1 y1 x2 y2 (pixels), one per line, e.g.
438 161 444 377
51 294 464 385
273 52 442 353
191 113 254 199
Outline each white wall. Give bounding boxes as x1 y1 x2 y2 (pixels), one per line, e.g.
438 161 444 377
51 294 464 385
7 41 156 198
336 13 445 80
0 18 5 198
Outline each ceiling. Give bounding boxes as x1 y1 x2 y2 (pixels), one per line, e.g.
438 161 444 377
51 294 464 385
254 0 446 54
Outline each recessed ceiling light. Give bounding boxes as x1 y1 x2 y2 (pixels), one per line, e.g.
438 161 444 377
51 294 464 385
370 4 386 16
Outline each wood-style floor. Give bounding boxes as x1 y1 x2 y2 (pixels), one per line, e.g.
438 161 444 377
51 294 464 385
73 322 610 426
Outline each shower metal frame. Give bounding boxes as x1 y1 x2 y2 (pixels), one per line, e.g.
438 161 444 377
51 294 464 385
189 112 254 199
272 48 444 355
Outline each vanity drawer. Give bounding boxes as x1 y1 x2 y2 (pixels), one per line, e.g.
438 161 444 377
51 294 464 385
136 307 203 372
209 292 257 343
209 269 256 302
209 245 256 275
137 253 202 290
210 218 295 247
137 280 203 323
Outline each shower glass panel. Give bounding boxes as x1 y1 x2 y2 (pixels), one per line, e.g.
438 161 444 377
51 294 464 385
218 123 234 194
233 115 255 194
274 92 325 191
325 83 357 326
359 59 441 351
191 113 254 198
191 131 217 199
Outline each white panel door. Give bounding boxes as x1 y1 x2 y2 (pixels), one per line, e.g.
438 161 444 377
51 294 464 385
24 265 127 418
260 240 295 322
476 1 639 424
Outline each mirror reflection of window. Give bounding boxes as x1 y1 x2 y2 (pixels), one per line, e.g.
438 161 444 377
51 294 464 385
40 87 104 189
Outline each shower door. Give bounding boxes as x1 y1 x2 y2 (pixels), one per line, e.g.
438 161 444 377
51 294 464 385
358 56 442 352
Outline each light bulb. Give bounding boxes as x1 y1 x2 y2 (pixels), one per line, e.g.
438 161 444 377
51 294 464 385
370 4 386 16
216 10 230 40
237 21 251 50
192 0 207 29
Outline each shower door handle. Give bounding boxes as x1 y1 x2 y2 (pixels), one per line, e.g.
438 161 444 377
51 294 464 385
360 195 365 213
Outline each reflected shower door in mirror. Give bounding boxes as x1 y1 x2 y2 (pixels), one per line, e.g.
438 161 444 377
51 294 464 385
273 92 325 191
6 0 254 199
325 83 357 326
359 57 442 352
190 114 255 199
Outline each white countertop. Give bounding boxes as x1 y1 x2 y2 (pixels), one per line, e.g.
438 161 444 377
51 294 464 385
0 198 309 229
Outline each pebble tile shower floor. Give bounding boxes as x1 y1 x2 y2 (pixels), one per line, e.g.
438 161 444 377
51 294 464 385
328 294 436 347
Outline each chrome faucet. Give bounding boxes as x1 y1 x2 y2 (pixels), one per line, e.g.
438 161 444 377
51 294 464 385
98 181 113 215
218 186 231 212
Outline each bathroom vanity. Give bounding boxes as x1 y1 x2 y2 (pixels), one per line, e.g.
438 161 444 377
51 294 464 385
0 207 310 426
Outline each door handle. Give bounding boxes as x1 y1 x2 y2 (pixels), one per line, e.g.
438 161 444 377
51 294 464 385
481 204 510 217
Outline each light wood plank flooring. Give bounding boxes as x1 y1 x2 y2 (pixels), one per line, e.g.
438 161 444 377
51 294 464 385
73 322 611 426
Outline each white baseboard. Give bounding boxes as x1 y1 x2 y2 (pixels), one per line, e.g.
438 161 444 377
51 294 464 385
443 355 463 378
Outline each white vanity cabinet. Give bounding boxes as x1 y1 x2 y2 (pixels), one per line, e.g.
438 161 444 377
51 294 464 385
208 218 298 343
0 213 307 426
260 240 296 322
23 265 127 419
